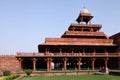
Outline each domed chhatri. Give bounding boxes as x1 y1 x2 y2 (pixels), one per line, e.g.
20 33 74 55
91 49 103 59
76 7 93 24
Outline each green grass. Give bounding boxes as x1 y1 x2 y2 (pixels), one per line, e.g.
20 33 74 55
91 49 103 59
19 75 120 80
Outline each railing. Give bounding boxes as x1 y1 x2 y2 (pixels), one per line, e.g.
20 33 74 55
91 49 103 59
16 52 44 57
70 24 102 28
16 52 120 57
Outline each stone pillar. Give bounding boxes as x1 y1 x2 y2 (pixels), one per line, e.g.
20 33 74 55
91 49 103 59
105 49 108 56
47 60 49 71
72 27 75 31
82 48 85 55
32 58 37 71
45 48 49 55
63 58 67 70
18 58 22 70
46 58 53 71
46 58 50 71
45 48 47 55
104 58 109 74
59 48 62 55
49 58 53 71
77 58 81 70
105 58 108 68
91 58 95 70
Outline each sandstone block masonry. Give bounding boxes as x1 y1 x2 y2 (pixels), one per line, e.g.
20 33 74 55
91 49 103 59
0 55 19 74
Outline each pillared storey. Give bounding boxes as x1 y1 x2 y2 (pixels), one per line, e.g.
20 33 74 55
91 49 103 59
16 8 120 72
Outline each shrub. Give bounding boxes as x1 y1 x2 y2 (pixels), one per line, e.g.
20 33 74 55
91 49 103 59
2 74 20 80
10 74 20 79
24 69 33 76
3 70 11 76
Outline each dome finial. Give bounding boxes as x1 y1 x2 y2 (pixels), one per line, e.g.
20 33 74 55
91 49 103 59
80 7 90 14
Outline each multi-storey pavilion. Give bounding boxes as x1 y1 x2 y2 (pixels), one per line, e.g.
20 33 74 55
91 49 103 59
16 7 120 72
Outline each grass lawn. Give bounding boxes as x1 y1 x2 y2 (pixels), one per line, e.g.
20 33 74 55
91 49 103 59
19 75 120 80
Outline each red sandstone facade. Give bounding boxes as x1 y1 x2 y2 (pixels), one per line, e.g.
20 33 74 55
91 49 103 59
0 55 19 73
0 8 120 74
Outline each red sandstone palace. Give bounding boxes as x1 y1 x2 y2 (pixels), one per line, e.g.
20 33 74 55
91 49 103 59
0 8 120 74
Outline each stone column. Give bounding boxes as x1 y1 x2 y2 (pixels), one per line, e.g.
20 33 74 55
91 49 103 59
72 27 75 31
105 49 108 56
91 58 95 70
104 58 109 74
105 58 108 68
46 58 50 71
59 48 62 55
82 48 85 55
49 58 53 71
77 58 81 70
33 58 37 71
18 58 22 70
45 48 49 55
45 58 53 71
63 58 67 70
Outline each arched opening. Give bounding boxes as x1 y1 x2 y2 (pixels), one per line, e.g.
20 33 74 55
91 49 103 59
22 59 33 70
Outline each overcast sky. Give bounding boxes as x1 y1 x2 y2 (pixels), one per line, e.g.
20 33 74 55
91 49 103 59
0 0 120 54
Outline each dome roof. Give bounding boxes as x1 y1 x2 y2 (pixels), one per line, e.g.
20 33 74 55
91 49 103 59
76 7 93 23
80 7 91 15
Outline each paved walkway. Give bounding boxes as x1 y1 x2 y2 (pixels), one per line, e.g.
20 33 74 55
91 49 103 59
0 76 5 80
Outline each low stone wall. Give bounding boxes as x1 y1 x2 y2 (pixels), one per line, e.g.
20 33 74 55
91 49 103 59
20 70 97 76
0 55 19 74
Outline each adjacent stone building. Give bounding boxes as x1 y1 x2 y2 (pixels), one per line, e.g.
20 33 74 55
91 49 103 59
0 7 120 74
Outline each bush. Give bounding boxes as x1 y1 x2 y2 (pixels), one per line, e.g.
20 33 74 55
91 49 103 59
10 74 20 79
24 69 33 76
2 74 20 80
3 70 11 76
